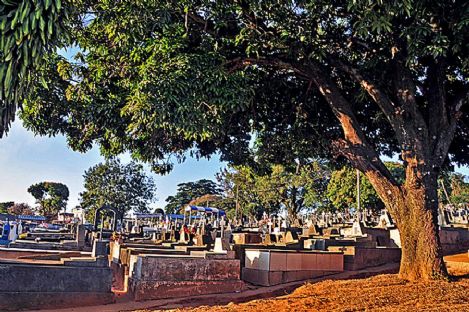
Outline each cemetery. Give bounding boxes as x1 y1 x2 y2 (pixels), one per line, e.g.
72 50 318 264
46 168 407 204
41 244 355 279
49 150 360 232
0 0 468 311
1 203 469 311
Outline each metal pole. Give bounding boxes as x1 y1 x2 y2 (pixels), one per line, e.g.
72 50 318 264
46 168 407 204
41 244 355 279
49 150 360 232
235 185 239 224
356 169 361 220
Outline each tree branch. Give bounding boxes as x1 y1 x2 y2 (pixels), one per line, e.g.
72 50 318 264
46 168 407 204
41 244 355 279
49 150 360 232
426 58 448 138
433 88 469 166
306 63 398 187
329 58 400 128
223 56 401 197
224 57 311 79
186 12 217 36
392 59 428 136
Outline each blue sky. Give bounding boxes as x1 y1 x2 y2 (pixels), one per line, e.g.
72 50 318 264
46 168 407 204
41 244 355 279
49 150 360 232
0 119 226 211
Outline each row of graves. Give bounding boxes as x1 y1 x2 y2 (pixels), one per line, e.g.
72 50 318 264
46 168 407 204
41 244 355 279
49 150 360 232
1 203 468 311
0 212 114 311
0 214 86 250
109 207 406 301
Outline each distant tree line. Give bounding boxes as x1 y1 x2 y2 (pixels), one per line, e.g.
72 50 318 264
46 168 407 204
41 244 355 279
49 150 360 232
163 161 469 221
1 181 69 217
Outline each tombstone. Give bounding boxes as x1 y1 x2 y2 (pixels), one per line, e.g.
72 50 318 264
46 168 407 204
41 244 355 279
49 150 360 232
336 212 343 223
213 236 230 253
315 239 326 250
0 221 10 246
8 223 18 242
92 240 109 258
307 224 320 236
284 230 298 243
225 222 232 234
17 222 23 236
166 228 174 242
76 224 86 250
443 209 452 225
263 233 272 245
179 227 188 243
351 221 365 236
281 219 287 230
159 227 166 240
304 238 314 249
323 227 340 237
194 233 204 246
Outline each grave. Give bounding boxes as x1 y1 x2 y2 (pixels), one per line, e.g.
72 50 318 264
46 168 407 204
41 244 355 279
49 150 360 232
242 249 344 286
327 245 401 270
0 249 113 311
232 232 263 244
128 253 245 300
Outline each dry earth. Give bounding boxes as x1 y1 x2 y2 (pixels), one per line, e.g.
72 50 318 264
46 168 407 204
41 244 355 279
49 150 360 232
137 265 469 312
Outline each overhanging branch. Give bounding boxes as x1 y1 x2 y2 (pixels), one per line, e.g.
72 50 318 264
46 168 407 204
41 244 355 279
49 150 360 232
433 88 469 165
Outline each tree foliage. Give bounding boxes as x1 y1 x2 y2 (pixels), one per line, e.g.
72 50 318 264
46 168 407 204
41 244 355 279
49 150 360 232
217 162 331 220
0 0 73 137
80 158 156 221
0 201 14 213
18 1 469 169
164 179 221 214
217 165 262 219
449 174 469 205
439 172 469 206
327 162 405 212
27 181 69 216
7 202 33 215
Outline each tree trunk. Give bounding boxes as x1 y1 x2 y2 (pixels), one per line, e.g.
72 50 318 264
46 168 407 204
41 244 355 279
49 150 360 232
386 168 448 281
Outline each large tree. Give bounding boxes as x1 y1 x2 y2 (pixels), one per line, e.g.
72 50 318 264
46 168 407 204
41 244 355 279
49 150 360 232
80 158 156 221
165 179 221 214
28 181 69 217
3 1 469 280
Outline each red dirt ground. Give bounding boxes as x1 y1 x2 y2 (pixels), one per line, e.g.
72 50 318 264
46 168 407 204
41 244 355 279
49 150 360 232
169 274 469 312
143 256 469 312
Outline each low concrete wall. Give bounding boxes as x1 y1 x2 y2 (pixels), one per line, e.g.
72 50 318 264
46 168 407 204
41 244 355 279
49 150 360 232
129 255 245 300
0 292 114 311
233 243 303 270
440 228 469 254
390 227 469 255
0 263 112 292
0 247 90 261
0 262 113 311
327 246 401 271
243 249 343 286
242 268 334 286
